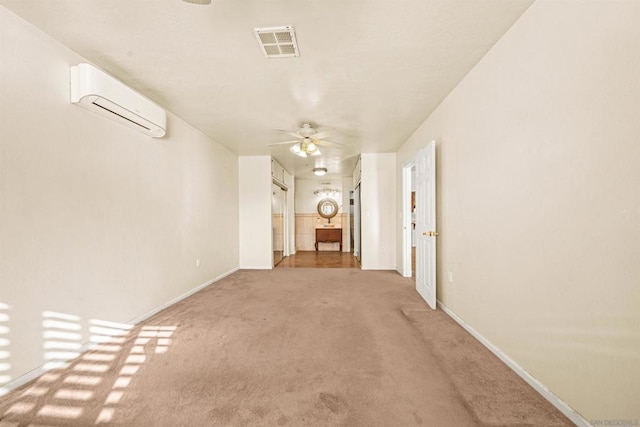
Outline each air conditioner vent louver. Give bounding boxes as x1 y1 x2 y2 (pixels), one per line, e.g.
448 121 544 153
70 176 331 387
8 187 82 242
258 33 276 44
264 45 281 56
91 101 151 131
279 45 296 55
275 32 292 43
253 26 299 58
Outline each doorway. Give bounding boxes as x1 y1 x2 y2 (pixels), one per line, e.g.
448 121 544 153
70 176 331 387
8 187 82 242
402 164 416 278
353 184 361 263
272 182 287 266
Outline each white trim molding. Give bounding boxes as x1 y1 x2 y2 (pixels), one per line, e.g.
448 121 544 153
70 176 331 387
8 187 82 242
437 300 590 427
127 267 238 325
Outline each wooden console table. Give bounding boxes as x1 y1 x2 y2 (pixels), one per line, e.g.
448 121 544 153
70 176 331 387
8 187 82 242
315 228 342 251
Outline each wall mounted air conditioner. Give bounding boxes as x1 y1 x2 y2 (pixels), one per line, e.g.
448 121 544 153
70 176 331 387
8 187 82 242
70 63 167 138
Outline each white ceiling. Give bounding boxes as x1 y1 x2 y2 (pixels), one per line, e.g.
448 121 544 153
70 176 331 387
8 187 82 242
1 0 533 179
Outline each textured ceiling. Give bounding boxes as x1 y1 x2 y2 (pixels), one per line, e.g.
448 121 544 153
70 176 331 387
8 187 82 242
0 0 533 179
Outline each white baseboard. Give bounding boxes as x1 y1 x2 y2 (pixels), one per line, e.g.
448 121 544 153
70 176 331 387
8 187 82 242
127 267 238 325
396 266 411 278
0 267 239 396
361 265 396 271
0 366 47 397
437 301 589 427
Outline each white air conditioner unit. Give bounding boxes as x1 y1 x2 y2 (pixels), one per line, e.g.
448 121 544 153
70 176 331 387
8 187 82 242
70 63 167 138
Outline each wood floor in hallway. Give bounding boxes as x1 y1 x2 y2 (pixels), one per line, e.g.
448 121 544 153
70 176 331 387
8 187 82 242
277 251 360 268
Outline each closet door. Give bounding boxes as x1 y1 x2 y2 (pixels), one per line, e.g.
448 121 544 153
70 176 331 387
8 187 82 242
354 184 361 263
272 183 285 266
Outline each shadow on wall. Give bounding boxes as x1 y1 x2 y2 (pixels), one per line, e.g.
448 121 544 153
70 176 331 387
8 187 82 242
0 306 176 425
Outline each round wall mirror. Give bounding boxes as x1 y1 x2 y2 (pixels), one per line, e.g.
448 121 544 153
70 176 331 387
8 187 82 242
317 198 339 220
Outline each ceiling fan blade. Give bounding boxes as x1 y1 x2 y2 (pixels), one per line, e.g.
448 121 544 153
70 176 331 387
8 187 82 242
277 130 304 139
267 140 300 146
311 130 331 140
314 139 344 148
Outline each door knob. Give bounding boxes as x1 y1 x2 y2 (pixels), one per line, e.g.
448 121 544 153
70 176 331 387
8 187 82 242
422 231 439 237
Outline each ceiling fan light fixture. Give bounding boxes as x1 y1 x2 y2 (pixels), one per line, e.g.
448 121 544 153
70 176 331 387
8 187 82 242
290 144 307 157
272 123 337 158
289 140 320 157
313 167 328 176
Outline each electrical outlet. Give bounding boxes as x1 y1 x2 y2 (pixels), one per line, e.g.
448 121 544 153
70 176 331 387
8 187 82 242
196 258 201 268
448 271 453 282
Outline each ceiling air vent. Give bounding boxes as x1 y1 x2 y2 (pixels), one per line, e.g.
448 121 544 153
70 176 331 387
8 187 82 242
253 26 299 58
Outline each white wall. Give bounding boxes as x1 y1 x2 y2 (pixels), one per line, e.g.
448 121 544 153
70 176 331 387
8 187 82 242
238 156 272 269
294 178 343 214
361 153 396 270
0 7 239 386
396 0 639 421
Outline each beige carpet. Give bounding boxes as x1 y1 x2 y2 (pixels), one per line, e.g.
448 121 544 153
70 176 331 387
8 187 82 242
0 269 572 426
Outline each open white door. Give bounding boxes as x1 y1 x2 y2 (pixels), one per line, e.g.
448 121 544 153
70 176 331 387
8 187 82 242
415 141 437 309
354 184 361 263
401 164 414 277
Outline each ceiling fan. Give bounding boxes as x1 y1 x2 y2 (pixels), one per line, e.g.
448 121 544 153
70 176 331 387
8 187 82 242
269 123 343 157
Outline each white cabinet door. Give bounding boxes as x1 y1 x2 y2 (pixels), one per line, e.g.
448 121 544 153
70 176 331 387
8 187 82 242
271 158 286 185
